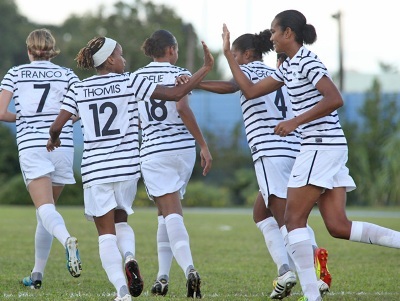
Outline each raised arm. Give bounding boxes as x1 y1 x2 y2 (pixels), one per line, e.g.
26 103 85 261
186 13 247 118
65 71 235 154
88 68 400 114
222 24 282 99
151 41 214 101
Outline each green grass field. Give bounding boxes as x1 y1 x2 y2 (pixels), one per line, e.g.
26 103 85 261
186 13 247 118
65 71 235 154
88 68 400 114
1 205 399 301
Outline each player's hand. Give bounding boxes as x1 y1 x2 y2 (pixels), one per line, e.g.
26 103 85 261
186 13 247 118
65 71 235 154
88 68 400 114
201 41 214 70
200 146 212 176
274 119 298 137
46 137 61 152
175 75 190 86
222 23 231 56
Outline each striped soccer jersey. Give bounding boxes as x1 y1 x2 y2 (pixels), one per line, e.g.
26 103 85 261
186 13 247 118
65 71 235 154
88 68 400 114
271 46 347 150
136 62 195 160
61 72 157 188
240 61 300 162
0 61 78 154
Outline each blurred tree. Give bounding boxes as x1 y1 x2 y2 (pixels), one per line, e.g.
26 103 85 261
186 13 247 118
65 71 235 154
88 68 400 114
49 0 223 80
0 124 19 182
343 79 400 205
0 0 32 77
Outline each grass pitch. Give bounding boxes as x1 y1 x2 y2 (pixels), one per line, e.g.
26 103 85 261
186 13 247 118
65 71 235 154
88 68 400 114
0 205 399 300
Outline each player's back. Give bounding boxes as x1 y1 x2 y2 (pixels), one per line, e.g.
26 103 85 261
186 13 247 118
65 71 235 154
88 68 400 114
239 61 300 161
136 62 195 160
0 61 78 153
64 72 143 187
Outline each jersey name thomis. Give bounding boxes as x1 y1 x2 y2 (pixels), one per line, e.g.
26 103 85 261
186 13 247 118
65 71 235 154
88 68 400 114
62 72 156 187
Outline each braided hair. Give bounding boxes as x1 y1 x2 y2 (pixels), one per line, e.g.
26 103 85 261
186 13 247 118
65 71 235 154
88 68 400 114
75 37 106 69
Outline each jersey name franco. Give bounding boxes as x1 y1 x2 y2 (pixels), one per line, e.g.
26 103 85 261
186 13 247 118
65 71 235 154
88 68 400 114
272 46 347 150
136 62 195 160
0 61 78 153
61 72 157 188
240 61 300 162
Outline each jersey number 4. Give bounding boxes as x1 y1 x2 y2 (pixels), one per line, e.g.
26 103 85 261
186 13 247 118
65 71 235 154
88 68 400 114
89 102 121 137
274 88 288 118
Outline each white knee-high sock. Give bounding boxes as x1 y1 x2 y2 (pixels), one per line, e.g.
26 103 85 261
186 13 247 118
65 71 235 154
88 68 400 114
32 210 53 276
99 234 127 297
156 215 173 279
115 222 135 260
286 228 320 301
165 213 194 277
280 225 296 272
257 217 290 275
350 221 400 248
37 204 70 246
306 224 318 249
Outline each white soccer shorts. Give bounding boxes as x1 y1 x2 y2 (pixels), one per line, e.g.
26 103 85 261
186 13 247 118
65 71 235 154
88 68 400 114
19 150 75 186
254 156 295 206
83 178 139 221
140 151 195 200
288 149 356 191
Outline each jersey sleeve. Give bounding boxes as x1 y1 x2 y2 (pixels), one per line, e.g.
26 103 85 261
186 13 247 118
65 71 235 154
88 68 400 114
271 65 285 83
0 67 16 92
61 85 79 116
299 56 330 86
128 72 157 101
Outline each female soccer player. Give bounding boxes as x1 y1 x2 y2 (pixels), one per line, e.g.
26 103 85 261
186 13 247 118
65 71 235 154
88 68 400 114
0 28 82 289
47 36 213 301
138 29 212 299
195 30 329 299
221 10 400 301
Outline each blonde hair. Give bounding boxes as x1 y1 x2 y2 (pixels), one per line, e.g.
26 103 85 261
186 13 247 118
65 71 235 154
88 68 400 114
26 28 60 60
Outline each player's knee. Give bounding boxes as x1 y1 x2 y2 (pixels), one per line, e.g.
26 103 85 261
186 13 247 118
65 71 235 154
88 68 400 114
326 221 351 239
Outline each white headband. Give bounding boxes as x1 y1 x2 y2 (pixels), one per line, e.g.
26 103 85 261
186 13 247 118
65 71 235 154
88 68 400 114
93 37 117 67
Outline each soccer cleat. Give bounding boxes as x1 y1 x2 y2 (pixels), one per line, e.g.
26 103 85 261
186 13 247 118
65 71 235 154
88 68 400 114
125 256 144 297
314 248 332 287
318 279 330 297
151 278 169 296
186 269 202 299
65 236 82 278
22 276 42 289
270 270 297 299
114 294 132 301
